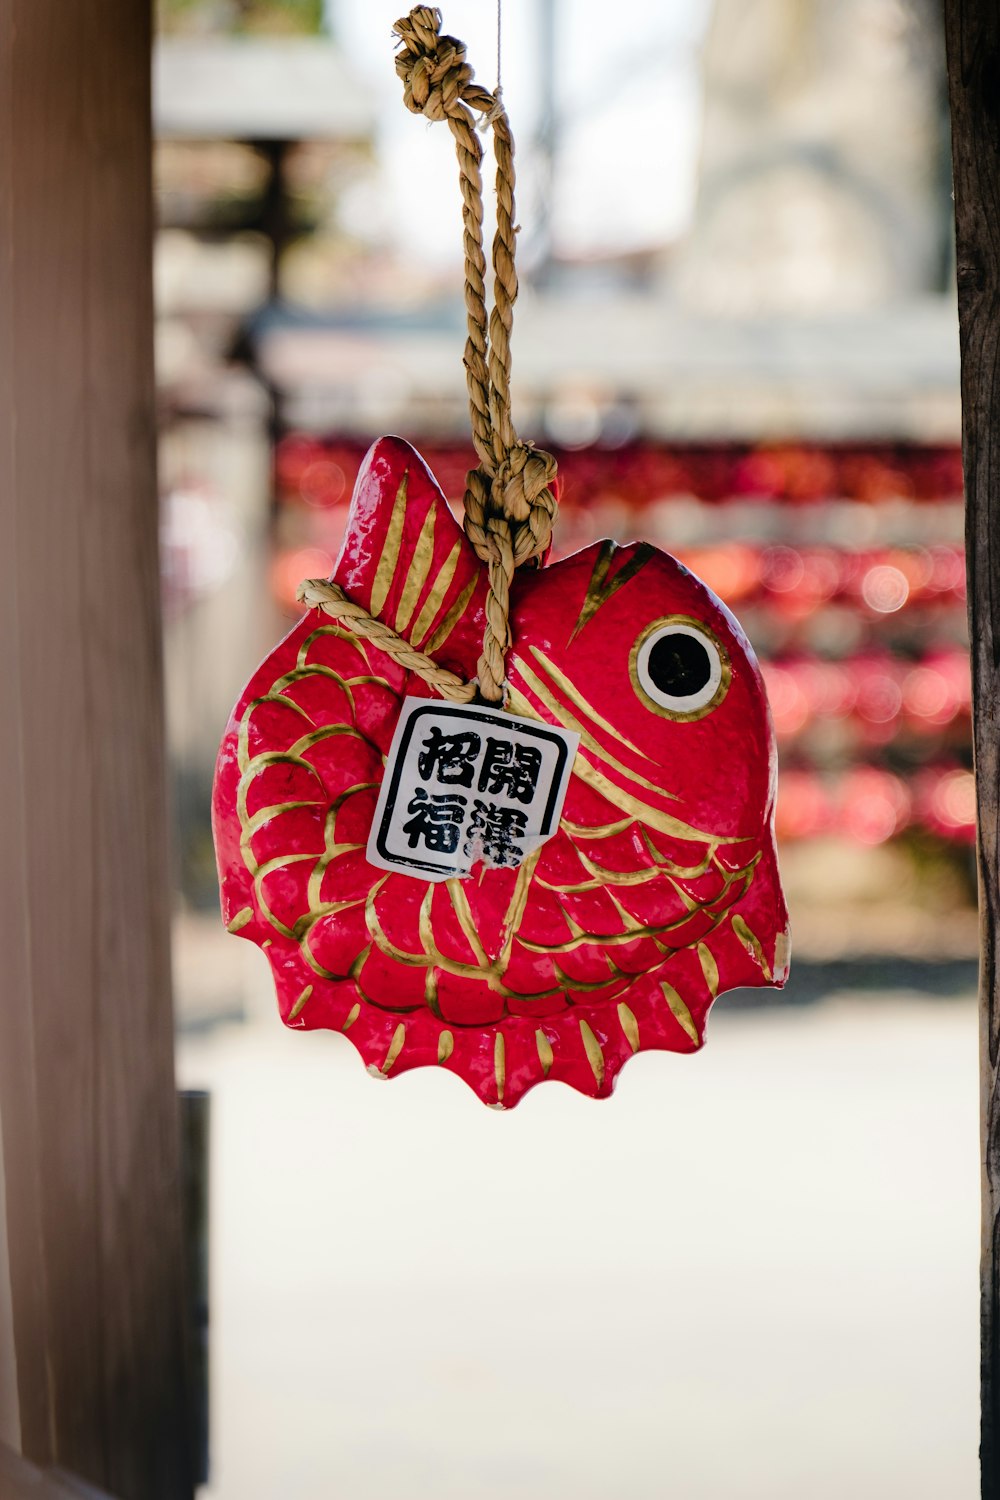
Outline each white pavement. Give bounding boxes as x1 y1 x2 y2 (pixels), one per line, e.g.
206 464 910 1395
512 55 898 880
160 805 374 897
178 988 979 1500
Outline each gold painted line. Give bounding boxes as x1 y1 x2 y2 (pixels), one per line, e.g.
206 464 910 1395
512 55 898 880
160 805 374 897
425 966 442 1019
394 503 436 634
575 851 663 888
438 1029 454 1064
697 942 719 999
560 814 635 840
528 647 655 763
536 1030 553 1077
342 1002 361 1031
423 573 479 657
417 885 437 960
618 1002 640 1053
570 539 614 643
496 846 543 974
299 624 371 671
731 915 772 981
446 878 491 968
409 539 462 648
370 472 409 619
579 1019 605 1089
242 799 325 842
236 749 323 825
638 826 714 879
570 540 654 643
288 724 372 758
519 901 704 955
569 753 726 845
381 1022 406 1075
226 906 253 934
510 671 673 802
288 984 313 1021
494 1032 506 1104
660 980 700 1045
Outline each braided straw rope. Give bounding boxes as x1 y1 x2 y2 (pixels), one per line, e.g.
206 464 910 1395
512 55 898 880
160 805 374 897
296 579 476 702
298 6 558 704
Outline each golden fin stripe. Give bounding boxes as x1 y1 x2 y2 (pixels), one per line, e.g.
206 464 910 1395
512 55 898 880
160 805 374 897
494 1032 506 1104
697 942 720 999
394 503 436 634
618 1002 640 1053
528 647 655 764
535 1030 554 1076
509 674 674 803
409 538 462 648
381 1023 407 1075
370 472 409 619
579 1020 605 1089
438 1029 454 1064
731 915 772 981
226 906 253 934
288 984 313 1021
342 1003 361 1031
570 541 655 643
423 573 479 657
660 980 700 1045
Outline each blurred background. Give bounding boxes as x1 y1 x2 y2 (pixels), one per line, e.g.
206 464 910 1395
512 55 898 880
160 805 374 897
158 2 978 1495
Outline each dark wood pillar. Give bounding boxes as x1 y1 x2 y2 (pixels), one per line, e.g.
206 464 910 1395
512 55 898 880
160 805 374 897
0 3 193 1497
945 4 1000 1495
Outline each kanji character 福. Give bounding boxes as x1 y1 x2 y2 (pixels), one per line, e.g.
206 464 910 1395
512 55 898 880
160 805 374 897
401 787 467 854
477 738 542 804
463 798 529 867
417 725 482 787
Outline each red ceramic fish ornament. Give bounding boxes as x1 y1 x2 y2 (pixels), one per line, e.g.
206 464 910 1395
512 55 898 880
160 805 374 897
213 437 789 1107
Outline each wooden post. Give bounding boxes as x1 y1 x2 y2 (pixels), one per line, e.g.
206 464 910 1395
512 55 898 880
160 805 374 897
0 4 193 1498
946 4 1000 1494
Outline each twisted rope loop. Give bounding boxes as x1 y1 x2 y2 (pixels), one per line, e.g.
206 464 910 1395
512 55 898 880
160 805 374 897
392 5 558 703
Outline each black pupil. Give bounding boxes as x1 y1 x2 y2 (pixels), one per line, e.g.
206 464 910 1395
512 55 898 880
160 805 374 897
647 632 712 698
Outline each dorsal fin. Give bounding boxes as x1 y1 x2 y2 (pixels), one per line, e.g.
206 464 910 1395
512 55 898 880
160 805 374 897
332 437 488 682
569 540 656 644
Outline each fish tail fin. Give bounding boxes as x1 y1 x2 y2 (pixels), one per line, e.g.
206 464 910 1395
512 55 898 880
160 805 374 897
331 437 488 682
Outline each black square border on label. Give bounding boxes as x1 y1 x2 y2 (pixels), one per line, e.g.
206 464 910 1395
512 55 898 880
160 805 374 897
374 704 573 877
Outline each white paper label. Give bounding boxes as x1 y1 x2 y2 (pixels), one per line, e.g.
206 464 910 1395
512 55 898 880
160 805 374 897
367 697 580 882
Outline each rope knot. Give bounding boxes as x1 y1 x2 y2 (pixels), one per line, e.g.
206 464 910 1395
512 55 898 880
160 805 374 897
393 8 494 124
494 443 557 521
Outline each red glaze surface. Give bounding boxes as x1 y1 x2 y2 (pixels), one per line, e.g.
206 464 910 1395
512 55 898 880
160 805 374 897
213 437 789 1107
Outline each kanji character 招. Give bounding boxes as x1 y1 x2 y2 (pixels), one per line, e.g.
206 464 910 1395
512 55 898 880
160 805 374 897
417 725 482 787
401 787 467 854
477 738 542 804
463 798 529 867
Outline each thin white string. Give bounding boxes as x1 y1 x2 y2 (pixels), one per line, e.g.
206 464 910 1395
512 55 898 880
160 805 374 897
496 0 502 95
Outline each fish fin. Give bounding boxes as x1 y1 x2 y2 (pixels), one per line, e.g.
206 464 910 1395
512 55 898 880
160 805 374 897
331 437 488 682
569 539 656 644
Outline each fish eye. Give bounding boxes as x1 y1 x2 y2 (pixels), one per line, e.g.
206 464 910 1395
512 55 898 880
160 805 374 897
629 616 730 720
